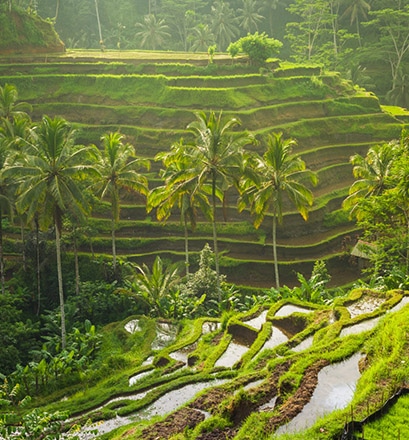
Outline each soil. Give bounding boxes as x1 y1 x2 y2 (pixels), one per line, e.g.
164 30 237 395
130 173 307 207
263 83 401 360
139 407 206 439
138 359 330 439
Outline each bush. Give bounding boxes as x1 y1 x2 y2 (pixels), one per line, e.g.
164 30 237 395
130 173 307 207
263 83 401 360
228 33 283 66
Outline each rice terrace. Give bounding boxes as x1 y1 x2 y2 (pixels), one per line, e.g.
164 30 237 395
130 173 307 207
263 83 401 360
2 2 409 440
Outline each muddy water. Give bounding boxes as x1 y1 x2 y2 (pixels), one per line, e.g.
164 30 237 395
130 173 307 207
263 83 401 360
169 342 197 364
202 321 221 334
341 295 409 338
80 379 228 438
275 352 362 435
347 296 386 318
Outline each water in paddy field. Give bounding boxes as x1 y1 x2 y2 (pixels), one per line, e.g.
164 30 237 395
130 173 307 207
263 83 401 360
341 295 409 338
244 309 269 329
292 334 314 352
124 319 141 334
215 340 251 368
274 304 313 317
79 379 228 438
262 326 289 350
275 352 362 435
152 322 178 350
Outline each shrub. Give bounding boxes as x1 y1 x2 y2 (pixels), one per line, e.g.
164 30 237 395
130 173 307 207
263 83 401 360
228 33 283 66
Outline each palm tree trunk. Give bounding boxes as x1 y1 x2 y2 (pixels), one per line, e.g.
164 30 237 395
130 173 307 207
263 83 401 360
35 217 41 315
212 177 221 300
95 0 104 47
111 217 117 270
74 234 80 295
0 208 4 295
272 213 280 290
55 0 60 21
21 219 27 272
55 221 66 349
183 216 190 276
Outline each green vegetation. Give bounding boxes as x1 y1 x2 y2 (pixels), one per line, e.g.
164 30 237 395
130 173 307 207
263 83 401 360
2 10 409 434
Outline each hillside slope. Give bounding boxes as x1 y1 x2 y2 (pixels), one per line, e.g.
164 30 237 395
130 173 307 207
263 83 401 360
0 51 407 287
0 7 64 54
25 290 409 440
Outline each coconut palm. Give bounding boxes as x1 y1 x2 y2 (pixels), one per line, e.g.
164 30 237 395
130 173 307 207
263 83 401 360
237 0 263 34
340 0 371 46
93 132 150 271
343 141 398 220
261 0 282 36
185 111 255 296
210 0 238 50
190 23 215 52
0 83 32 125
135 14 171 50
148 140 211 276
0 137 14 295
239 132 317 289
8 116 96 348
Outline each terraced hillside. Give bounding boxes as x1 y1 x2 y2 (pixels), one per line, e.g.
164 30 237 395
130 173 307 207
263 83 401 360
1 51 407 287
33 290 409 440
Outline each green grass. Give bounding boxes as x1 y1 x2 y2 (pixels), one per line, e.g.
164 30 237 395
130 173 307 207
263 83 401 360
363 393 409 439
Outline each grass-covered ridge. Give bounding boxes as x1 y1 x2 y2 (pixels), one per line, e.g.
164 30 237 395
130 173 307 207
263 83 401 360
1 50 407 287
14 289 409 440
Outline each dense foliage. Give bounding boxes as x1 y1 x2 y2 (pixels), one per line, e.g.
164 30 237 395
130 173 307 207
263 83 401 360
1 0 407 103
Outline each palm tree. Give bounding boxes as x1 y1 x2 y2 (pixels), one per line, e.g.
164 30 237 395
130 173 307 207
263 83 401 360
340 0 371 46
93 132 150 271
0 138 14 295
94 0 104 49
9 116 96 349
343 141 398 220
148 141 211 276
239 132 317 289
0 83 32 125
135 14 171 50
190 23 215 52
261 0 282 36
186 111 254 296
210 0 238 50
237 0 263 34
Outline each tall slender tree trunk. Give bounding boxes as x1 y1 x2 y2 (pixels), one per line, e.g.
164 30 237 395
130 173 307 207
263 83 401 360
0 208 4 295
74 234 80 295
95 0 104 47
55 0 60 21
211 176 221 300
183 217 190 276
21 219 27 272
35 217 41 315
111 217 117 270
272 213 280 290
55 221 66 349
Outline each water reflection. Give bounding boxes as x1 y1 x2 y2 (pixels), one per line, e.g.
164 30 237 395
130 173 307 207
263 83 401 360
262 326 288 350
274 305 313 317
276 352 362 435
292 335 314 352
152 322 178 350
80 379 227 438
124 319 140 334
244 310 268 330
215 341 250 369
